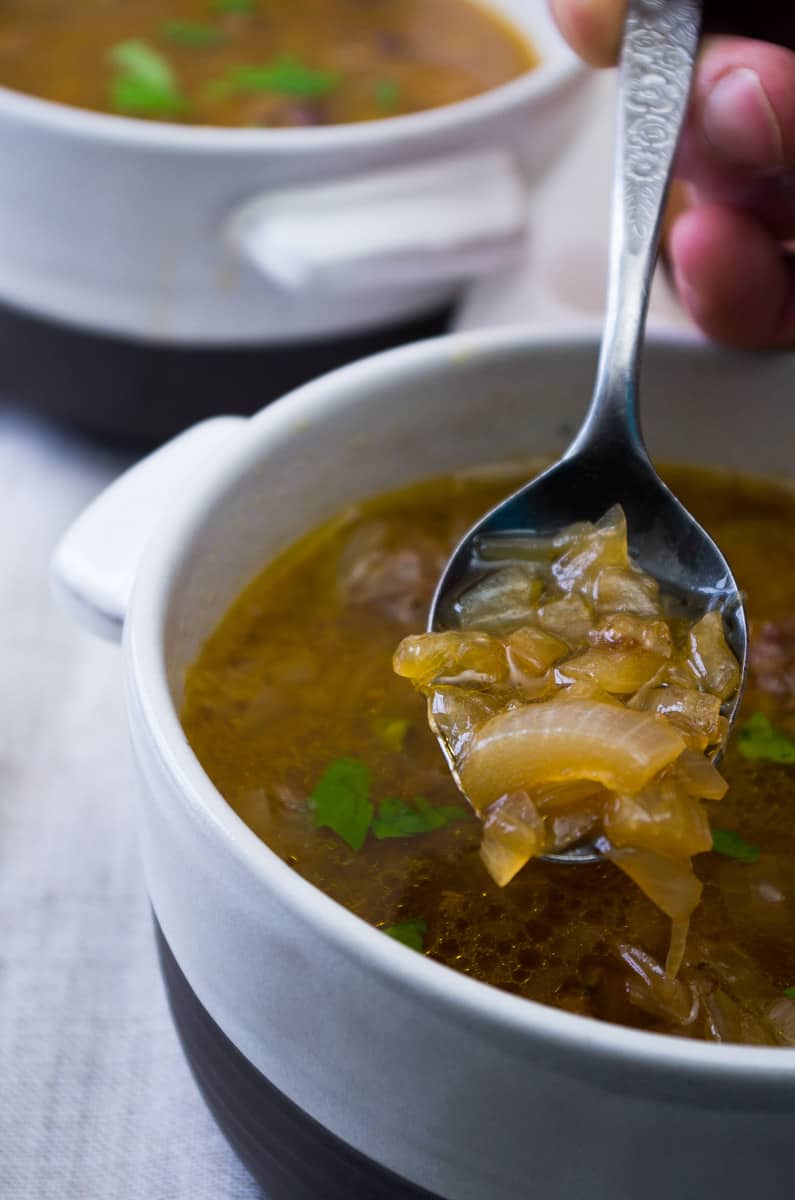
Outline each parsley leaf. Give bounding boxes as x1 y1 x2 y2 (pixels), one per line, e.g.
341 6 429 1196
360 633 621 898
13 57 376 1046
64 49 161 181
374 78 400 111
384 918 427 952
163 21 223 48
109 41 187 117
372 716 410 753
738 712 795 764
213 0 257 11
712 828 760 864
373 795 469 840
784 988 795 1000
309 758 372 851
215 55 339 99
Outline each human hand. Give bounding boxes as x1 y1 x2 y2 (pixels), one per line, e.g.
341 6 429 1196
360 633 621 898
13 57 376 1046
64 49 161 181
550 1 795 348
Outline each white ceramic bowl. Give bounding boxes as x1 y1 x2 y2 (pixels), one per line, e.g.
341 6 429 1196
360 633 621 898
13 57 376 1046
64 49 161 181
0 1 588 346
54 330 795 1199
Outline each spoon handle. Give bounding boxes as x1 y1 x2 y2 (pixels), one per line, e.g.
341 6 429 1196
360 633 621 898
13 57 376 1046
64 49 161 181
571 0 702 461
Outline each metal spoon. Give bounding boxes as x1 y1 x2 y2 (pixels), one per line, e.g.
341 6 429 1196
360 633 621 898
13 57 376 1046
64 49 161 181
428 0 748 863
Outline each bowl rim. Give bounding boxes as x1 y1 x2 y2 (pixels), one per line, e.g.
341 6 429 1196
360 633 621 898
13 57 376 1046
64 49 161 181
127 326 795 1088
0 12 584 154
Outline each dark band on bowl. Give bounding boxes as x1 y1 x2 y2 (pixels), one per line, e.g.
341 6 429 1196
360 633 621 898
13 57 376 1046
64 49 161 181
155 917 443 1200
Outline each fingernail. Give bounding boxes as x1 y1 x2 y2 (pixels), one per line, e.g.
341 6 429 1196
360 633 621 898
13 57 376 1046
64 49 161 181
702 67 784 168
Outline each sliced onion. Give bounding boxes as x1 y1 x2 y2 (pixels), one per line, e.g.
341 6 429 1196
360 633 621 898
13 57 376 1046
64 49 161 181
454 565 544 635
460 700 685 811
605 843 702 922
604 784 712 858
393 631 508 688
561 648 667 694
686 611 741 700
479 791 546 886
620 944 697 1019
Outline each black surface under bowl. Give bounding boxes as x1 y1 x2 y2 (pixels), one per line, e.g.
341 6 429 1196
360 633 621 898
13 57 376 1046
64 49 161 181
0 301 455 446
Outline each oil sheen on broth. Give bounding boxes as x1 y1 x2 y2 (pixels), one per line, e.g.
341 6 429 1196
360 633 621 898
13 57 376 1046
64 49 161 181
0 0 537 127
182 466 795 1045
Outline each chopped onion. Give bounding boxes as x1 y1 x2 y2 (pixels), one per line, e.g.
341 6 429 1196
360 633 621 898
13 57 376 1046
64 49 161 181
479 791 546 886
505 626 569 675
561 648 667 694
460 700 685 812
605 843 702 922
393 631 508 688
686 611 741 700
638 686 722 749
454 565 544 634
604 784 712 858
668 748 728 800
589 612 673 658
593 565 660 616
552 505 629 593
428 686 501 759
537 593 594 642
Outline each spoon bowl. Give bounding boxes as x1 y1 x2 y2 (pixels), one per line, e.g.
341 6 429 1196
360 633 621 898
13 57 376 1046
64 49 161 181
428 0 748 861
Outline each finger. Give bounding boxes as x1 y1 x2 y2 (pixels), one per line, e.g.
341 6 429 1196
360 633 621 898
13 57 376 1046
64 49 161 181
678 38 795 178
669 203 795 348
549 0 626 67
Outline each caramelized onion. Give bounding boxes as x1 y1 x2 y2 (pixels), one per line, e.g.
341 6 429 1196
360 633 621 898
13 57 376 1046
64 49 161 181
638 686 722 749
561 648 667 694
393 503 741 979
479 791 546 885
686 610 741 700
455 565 543 634
393 631 508 688
460 700 685 812
605 844 702 923
604 784 712 858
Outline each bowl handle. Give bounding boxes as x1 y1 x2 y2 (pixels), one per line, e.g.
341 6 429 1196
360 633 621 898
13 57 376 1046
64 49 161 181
51 417 247 643
224 149 528 293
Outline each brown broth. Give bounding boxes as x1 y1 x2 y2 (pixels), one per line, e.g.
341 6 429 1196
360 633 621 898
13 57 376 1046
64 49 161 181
182 465 795 1044
0 0 537 127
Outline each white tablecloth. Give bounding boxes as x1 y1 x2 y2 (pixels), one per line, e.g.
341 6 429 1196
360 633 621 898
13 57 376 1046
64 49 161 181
1 72 690 1199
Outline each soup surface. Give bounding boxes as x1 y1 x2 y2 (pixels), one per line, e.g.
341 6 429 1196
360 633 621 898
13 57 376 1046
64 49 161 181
182 465 795 1045
0 0 536 127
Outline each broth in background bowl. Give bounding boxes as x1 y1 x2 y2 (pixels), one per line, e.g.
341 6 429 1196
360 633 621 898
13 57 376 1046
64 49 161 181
0 0 538 127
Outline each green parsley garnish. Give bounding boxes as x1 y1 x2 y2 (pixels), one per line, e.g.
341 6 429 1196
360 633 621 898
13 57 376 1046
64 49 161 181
373 796 469 840
384 918 428 952
372 716 411 753
309 758 372 852
109 41 186 117
163 21 223 48
712 828 760 864
213 0 257 12
374 78 400 111
784 988 795 1000
308 758 469 849
738 712 795 763
213 55 339 99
